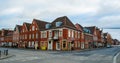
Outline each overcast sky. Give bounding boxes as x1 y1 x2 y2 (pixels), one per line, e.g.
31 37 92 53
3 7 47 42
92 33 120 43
0 0 120 40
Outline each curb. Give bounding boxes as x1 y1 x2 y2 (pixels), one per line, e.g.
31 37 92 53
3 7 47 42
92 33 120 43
0 55 15 60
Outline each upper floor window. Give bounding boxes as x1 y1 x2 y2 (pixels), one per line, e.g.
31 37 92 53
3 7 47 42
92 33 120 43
59 29 62 37
75 31 77 38
41 31 47 38
32 34 34 39
36 33 38 39
56 22 62 27
54 30 59 37
72 30 74 38
23 29 24 32
78 32 80 38
32 26 35 31
29 34 31 39
49 31 52 38
68 30 71 37
25 34 27 39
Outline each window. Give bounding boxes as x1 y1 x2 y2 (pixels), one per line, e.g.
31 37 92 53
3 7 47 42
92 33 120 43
32 34 34 39
63 41 66 48
41 31 47 38
75 41 77 48
59 31 62 37
23 29 24 32
78 32 80 38
78 42 80 47
29 34 31 39
68 30 70 37
32 26 35 31
36 28 37 30
46 24 51 29
54 30 59 37
75 31 77 38
56 22 62 27
49 31 52 38
36 33 38 39
25 34 27 39
72 30 74 38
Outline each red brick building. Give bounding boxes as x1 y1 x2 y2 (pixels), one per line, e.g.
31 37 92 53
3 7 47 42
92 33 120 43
19 22 31 48
0 29 13 47
40 16 81 50
75 23 85 49
13 25 22 48
103 33 112 47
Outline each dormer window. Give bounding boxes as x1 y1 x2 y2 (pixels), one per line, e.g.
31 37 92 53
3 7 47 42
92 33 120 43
56 22 62 27
45 24 51 29
83 28 91 34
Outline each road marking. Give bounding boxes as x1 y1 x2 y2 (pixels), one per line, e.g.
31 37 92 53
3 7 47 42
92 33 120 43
113 52 120 63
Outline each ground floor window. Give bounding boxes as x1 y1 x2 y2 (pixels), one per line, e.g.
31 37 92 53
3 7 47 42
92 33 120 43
81 42 84 49
56 42 60 49
63 41 66 48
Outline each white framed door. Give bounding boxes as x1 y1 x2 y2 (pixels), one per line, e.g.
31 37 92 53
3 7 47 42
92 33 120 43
56 42 60 50
48 41 53 50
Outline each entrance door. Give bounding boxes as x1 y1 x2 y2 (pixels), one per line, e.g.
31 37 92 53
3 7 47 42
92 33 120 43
48 41 53 50
35 41 38 50
56 42 60 50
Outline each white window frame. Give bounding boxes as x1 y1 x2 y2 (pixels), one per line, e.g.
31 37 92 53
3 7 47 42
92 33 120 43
32 26 35 31
68 29 70 37
36 33 38 39
59 29 62 37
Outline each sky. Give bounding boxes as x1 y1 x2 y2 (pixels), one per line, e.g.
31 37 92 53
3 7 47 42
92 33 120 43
0 0 120 40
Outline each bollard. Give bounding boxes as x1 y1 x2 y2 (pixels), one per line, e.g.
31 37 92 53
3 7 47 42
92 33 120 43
4 50 5 55
6 49 8 56
0 50 1 57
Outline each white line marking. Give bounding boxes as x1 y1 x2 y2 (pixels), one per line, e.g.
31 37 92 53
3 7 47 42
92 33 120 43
113 52 120 63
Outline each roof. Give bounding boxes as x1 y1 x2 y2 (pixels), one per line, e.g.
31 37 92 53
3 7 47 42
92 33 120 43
75 23 83 31
1 29 13 36
14 25 22 32
51 16 76 30
33 19 50 30
24 22 31 31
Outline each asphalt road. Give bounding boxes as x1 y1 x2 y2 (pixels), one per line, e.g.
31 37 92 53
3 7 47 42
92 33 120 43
0 46 120 63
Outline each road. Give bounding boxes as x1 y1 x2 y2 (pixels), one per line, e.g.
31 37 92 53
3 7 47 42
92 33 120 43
0 46 120 63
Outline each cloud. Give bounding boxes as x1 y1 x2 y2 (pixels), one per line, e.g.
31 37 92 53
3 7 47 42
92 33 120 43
0 0 120 40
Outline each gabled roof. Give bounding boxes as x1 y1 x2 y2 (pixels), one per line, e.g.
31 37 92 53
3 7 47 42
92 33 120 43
1 29 13 36
75 23 83 31
14 25 22 32
51 16 76 30
6 31 13 36
0 30 2 36
33 19 50 30
23 22 31 31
